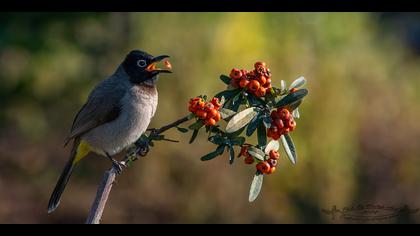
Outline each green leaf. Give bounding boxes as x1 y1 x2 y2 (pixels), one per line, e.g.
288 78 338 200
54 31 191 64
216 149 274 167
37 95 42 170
231 92 244 112
177 127 189 133
229 146 235 164
189 129 199 144
208 135 226 145
230 136 246 146
220 75 232 85
249 171 264 202
281 134 297 165
289 76 306 90
257 123 267 147
276 89 308 108
219 108 236 120
153 134 165 140
225 108 258 133
280 80 286 94
247 94 265 107
285 99 303 112
188 120 204 130
248 146 265 161
226 126 246 138
246 114 260 137
201 145 225 161
264 139 280 154
262 115 272 129
214 89 241 101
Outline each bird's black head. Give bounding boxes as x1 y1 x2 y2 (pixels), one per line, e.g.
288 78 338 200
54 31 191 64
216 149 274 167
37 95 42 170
122 50 172 85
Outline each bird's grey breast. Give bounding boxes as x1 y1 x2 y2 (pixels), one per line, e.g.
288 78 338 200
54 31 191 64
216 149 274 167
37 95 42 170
82 76 158 155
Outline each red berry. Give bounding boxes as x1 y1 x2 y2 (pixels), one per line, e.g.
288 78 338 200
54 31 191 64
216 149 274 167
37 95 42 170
257 75 267 86
268 158 278 167
290 88 298 93
256 161 271 174
244 156 254 164
269 150 280 160
254 61 266 69
205 118 216 126
211 97 221 109
230 68 242 80
240 146 250 157
278 108 291 120
206 108 218 119
196 110 207 120
274 118 284 129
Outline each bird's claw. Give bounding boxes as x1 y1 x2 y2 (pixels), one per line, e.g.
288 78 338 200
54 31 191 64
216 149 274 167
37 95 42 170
111 160 126 175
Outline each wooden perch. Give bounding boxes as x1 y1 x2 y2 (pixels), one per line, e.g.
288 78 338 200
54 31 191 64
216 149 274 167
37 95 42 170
85 115 191 224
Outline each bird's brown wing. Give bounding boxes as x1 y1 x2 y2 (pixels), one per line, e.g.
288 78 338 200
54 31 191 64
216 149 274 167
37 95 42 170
64 77 126 146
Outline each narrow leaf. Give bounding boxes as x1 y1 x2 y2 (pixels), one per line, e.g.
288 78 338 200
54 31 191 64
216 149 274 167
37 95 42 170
225 108 258 133
289 76 306 90
229 146 235 164
280 80 286 93
177 127 189 133
189 129 199 144
281 134 297 165
246 114 261 137
257 123 267 147
230 136 246 146
220 75 232 85
265 140 280 154
285 99 303 112
248 146 265 161
276 89 308 108
219 108 236 120
249 171 264 202
188 120 204 130
201 145 225 161
214 89 241 101
292 108 300 119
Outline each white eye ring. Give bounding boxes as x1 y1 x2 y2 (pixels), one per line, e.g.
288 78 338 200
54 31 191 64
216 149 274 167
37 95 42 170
137 59 147 67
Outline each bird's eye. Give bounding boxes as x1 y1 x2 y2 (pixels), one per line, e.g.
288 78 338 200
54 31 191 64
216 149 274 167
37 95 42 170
137 59 147 67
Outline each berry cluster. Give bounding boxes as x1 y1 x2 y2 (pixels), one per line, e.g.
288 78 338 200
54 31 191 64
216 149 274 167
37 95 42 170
239 145 280 175
229 61 272 98
189 97 222 126
267 108 296 140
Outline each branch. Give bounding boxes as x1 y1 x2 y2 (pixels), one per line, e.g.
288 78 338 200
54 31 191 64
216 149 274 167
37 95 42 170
85 115 191 224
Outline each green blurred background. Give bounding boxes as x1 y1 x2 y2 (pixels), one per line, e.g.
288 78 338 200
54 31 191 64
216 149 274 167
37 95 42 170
1 12 420 224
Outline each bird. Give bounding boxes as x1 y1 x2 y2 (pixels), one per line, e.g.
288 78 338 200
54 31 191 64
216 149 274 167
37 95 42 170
47 50 172 214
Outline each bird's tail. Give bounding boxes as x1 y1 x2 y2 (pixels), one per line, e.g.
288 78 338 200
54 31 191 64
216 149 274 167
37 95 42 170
48 138 91 213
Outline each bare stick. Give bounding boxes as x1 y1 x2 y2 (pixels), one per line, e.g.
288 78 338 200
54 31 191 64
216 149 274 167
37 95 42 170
85 115 191 224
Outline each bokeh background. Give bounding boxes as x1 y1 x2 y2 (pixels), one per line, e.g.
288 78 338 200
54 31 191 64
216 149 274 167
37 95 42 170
1 12 420 224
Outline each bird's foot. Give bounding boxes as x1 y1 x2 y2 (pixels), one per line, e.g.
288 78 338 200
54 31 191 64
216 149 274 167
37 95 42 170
105 152 126 175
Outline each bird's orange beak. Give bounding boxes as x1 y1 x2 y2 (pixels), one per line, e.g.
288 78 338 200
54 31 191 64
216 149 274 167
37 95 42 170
146 55 172 73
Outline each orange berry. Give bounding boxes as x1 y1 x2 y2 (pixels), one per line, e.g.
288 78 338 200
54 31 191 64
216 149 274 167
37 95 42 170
257 76 267 86
239 78 249 88
206 108 218 119
256 161 271 174
268 167 276 174
196 110 207 120
213 112 221 122
290 88 298 93
230 68 242 80
197 100 205 109
255 86 266 97
254 61 266 69
204 118 216 126
248 80 260 92
269 150 280 160
244 156 254 164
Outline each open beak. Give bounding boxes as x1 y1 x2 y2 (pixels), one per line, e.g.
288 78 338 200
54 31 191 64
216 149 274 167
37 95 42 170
146 55 172 73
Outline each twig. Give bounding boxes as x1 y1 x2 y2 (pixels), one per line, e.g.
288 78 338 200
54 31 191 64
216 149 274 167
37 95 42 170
85 115 191 224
